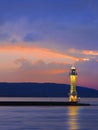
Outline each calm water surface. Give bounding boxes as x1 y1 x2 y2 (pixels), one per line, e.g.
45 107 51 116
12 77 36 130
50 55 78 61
0 98 98 130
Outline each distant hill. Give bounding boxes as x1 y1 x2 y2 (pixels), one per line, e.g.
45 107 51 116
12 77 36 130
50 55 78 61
0 83 98 97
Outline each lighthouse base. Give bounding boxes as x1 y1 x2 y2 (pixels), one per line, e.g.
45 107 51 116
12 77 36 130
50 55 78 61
69 95 78 102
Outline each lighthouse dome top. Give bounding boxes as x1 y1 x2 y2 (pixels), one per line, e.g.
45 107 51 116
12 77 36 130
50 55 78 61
71 66 76 70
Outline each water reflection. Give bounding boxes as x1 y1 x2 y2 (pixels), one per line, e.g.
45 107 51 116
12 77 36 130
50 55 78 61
67 106 79 130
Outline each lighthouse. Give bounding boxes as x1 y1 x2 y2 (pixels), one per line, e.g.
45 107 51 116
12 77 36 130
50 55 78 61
69 66 78 102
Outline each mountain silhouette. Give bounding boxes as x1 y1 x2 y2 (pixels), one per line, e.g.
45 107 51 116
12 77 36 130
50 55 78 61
0 83 98 97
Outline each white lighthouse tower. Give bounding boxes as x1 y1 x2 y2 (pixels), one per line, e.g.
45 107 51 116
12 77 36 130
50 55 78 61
69 66 78 102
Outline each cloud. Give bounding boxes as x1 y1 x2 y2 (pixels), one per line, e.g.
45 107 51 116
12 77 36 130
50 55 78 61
69 48 98 56
0 44 93 78
8 58 69 83
15 58 68 73
69 48 98 61
0 44 85 64
0 0 98 51
82 50 98 56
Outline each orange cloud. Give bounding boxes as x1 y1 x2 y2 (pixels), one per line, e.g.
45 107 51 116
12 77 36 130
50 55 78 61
0 44 82 64
78 58 90 61
82 50 98 56
69 48 98 56
69 48 80 54
69 48 98 62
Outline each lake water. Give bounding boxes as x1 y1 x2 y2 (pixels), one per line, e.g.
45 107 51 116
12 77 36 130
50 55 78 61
0 98 98 130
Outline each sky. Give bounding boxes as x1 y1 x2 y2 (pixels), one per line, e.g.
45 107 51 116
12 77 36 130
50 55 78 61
0 0 98 89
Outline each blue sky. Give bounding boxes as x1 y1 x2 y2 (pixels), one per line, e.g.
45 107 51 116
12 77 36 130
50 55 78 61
0 0 98 89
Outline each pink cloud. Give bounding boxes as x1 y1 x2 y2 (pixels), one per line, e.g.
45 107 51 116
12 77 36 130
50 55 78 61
0 44 85 64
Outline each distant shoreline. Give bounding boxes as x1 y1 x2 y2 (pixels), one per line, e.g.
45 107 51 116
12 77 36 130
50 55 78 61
0 101 90 106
